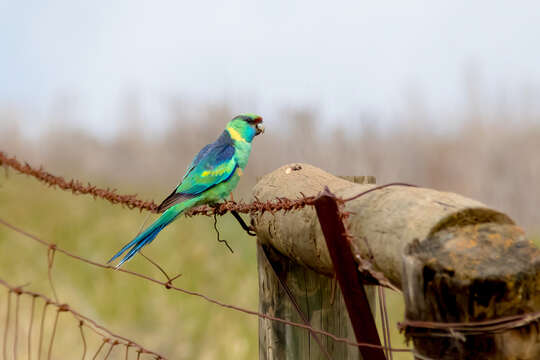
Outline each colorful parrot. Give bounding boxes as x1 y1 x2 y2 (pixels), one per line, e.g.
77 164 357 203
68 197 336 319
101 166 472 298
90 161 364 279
108 114 264 267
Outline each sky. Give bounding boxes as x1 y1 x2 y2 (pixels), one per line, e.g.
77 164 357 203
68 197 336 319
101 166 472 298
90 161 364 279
1 0 540 136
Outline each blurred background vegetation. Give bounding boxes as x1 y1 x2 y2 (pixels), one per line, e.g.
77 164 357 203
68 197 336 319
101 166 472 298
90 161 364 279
1 97 539 359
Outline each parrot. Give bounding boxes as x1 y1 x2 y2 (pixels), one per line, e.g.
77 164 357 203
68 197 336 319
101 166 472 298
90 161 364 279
108 113 264 267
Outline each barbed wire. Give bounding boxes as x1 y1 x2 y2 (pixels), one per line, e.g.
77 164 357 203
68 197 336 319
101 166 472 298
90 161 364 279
0 151 160 212
1 277 166 359
0 217 412 354
0 151 416 218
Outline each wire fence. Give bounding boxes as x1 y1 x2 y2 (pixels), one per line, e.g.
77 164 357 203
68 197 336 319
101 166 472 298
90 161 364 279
2 150 538 359
0 150 415 359
1 277 165 360
0 213 413 355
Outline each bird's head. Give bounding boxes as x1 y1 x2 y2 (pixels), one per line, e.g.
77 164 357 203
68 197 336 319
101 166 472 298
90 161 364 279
226 113 264 143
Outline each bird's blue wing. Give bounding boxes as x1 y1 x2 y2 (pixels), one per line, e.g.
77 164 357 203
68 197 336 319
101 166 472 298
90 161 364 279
157 143 213 212
177 142 237 195
156 132 237 212
183 143 212 181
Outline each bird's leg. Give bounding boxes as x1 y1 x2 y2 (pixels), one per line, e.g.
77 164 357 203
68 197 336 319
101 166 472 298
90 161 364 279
230 192 234 202
230 210 256 236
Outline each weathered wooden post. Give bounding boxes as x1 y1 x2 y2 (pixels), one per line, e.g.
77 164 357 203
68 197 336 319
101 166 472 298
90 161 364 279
256 174 377 360
253 163 540 360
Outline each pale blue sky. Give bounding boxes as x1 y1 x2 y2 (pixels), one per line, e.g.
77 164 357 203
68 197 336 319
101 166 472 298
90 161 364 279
1 0 539 135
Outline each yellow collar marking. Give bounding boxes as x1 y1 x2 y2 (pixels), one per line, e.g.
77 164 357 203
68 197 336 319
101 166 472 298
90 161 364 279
227 127 247 143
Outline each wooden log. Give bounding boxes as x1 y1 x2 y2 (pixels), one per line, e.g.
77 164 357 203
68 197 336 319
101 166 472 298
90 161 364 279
402 224 540 359
257 175 377 360
252 163 540 359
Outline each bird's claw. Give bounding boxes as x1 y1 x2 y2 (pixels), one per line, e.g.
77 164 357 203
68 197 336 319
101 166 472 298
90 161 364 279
230 210 257 236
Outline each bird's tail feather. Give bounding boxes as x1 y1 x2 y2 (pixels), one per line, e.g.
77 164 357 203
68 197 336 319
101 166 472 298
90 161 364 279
108 202 191 267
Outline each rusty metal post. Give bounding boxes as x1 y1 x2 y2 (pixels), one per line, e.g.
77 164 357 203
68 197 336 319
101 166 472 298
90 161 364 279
314 186 386 360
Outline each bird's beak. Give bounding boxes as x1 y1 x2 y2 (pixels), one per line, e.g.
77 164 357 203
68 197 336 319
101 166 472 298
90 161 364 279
255 123 265 136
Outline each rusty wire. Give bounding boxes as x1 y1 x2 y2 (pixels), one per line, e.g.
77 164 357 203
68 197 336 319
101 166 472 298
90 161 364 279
3 290 10 360
0 150 311 215
13 292 20 360
28 296 36 360
398 312 540 337
37 300 48 360
0 151 409 218
0 151 159 212
0 277 166 359
79 321 87 360
0 216 412 354
47 307 62 360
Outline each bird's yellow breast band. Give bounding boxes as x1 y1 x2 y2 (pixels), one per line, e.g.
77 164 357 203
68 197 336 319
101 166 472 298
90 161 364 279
226 127 247 143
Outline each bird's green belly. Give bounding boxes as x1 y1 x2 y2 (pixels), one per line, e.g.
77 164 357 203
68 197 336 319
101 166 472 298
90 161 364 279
198 171 241 204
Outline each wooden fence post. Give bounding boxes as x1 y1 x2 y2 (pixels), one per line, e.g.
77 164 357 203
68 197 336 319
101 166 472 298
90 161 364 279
253 163 540 360
257 175 377 360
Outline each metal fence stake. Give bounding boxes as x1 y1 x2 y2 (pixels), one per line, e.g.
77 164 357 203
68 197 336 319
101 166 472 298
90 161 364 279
314 186 386 360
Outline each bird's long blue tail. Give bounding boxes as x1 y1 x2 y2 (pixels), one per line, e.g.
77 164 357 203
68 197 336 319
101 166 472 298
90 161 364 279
108 205 185 267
